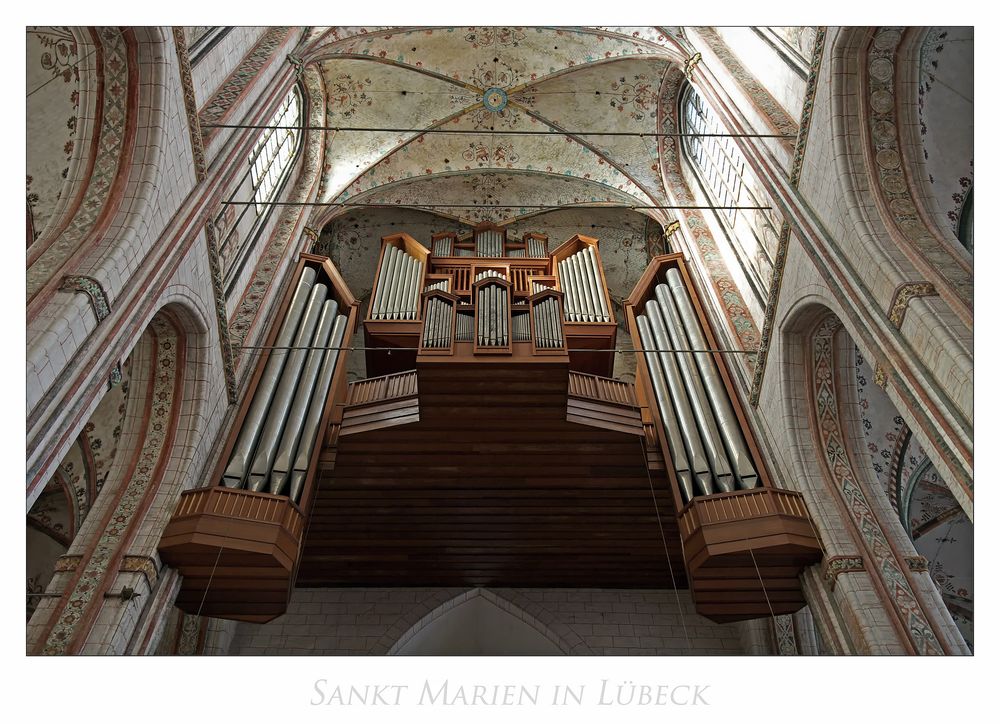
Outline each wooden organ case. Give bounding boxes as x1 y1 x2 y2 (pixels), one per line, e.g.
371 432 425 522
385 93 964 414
157 228 822 625
157 254 359 622
625 254 822 621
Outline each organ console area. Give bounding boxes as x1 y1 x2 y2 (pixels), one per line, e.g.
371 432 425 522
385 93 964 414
158 223 821 624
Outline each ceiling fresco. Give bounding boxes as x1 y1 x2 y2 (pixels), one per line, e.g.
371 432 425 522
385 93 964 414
917 26 973 244
26 26 81 244
341 171 643 226
306 27 689 227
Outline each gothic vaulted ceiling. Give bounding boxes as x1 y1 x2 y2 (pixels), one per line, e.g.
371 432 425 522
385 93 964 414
302 26 689 229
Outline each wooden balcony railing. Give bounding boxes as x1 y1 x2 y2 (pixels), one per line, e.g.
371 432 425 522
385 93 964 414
568 372 637 407
346 370 419 406
678 487 812 539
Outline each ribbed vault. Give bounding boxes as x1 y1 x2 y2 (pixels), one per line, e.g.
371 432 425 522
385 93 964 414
302 27 691 226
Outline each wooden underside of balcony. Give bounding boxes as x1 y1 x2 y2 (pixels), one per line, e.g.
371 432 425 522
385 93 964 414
300 361 684 589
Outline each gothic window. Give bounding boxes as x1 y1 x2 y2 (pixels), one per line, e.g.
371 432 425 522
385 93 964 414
251 87 302 215
218 85 303 291
680 84 780 301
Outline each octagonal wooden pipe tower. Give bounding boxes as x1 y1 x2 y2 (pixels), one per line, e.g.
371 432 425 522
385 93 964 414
625 253 823 622
158 253 359 622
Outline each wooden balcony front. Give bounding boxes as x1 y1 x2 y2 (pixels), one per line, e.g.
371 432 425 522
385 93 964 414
300 360 682 589
158 486 304 622
678 488 821 621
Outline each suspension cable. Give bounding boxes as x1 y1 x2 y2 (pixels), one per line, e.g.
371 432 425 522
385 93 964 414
219 200 773 211
202 122 797 140
639 436 693 654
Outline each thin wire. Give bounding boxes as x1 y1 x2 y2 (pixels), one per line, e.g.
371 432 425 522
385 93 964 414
26 46 100 99
746 535 777 622
638 436 693 653
232 343 756 355
202 123 796 139
194 544 225 620
220 201 773 210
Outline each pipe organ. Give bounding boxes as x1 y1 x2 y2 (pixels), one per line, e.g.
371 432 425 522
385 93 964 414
156 229 821 626
363 230 610 375
157 253 359 622
626 254 822 621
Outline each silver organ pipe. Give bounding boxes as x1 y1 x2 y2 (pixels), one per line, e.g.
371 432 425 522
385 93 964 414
456 311 474 341
557 260 571 319
388 254 410 320
223 267 317 488
269 299 339 495
559 248 611 323
653 284 734 493
400 255 416 320
535 297 562 348
512 311 530 341
526 237 546 257
423 297 436 348
570 254 593 321
422 297 455 349
371 245 393 319
475 229 504 257
640 302 714 498
288 314 349 503
432 236 454 256
507 248 525 258
665 270 759 488
586 246 611 321
440 298 451 346
377 244 400 319
636 316 695 502
425 279 449 293
371 245 423 320
247 283 329 492
475 277 508 347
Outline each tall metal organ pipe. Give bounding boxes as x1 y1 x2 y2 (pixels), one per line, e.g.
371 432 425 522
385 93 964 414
288 314 349 503
457 311 473 341
558 248 611 323
636 315 695 502
586 246 611 320
222 267 317 488
666 270 759 488
247 283 329 492
653 284 735 493
572 254 595 322
371 246 424 321
642 302 714 497
377 245 400 319
269 299 339 495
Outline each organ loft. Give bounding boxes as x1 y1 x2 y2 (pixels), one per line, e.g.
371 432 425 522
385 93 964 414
159 225 823 623
26 26 973 657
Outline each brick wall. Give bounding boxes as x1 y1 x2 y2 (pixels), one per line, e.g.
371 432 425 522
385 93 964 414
226 587 745 656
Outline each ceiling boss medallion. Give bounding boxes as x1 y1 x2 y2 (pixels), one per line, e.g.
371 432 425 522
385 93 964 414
482 86 508 113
